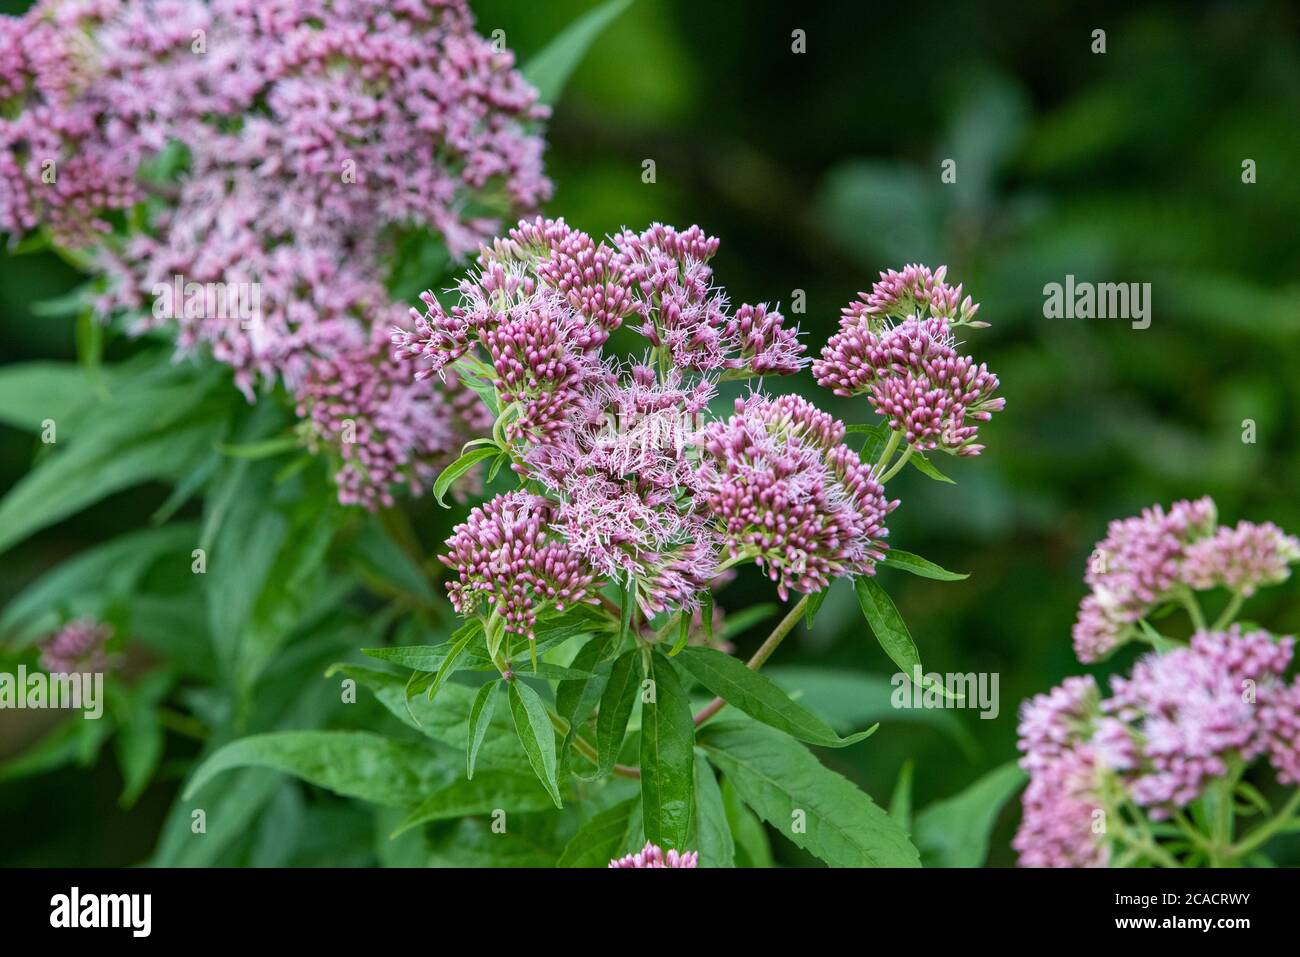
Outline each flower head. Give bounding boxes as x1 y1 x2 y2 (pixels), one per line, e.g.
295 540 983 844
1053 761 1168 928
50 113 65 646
39 618 112 674
813 268 1001 455
439 491 600 640
702 394 895 599
608 841 699 868
1181 521 1300 598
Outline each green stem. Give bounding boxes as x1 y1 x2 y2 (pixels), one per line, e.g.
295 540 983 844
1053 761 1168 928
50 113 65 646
1211 590 1245 631
1230 789 1300 858
547 707 640 779
875 430 902 474
693 594 810 726
878 445 915 484
1177 586 1207 632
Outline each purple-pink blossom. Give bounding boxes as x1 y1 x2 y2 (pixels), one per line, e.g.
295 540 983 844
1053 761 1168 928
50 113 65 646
39 618 112 675
608 841 699 868
439 491 600 641
813 269 1002 455
702 394 895 599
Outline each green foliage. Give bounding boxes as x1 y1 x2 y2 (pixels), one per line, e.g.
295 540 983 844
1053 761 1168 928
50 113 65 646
698 718 920 867
913 763 1027 868
639 651 695 851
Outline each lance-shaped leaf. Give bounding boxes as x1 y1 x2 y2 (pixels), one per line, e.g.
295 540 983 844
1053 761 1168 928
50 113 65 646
699 718 920 867
879 549 969 581
508 680 562 808
595 648 640 777
557 798 643 868
693 753 735 867
433 446 501 507
913 762 1027 868
523 0 633 105
183 731 447 807
676 646 876 747
466 680 500 779
854 577 961 701
640 652 695 851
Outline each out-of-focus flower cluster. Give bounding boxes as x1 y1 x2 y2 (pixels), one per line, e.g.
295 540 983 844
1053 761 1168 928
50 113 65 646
38 618 113 674
608 841 699 868
812 264 1003 456
1072 497 1299 662
414 219 922 639
1015 628 1300 867
1 0 550 508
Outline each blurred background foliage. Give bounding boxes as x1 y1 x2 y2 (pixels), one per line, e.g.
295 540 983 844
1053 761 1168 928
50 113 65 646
1 0 1298 865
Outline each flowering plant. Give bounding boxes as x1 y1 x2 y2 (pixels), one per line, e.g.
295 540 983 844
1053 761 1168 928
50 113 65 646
188 225 1003 868
1015 498 1300 867
0 0 1015 869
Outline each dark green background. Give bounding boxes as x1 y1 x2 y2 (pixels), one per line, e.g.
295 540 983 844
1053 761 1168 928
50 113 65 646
2 0 1298 865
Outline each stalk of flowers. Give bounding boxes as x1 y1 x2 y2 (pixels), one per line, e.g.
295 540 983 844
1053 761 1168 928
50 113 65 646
1071 497 1299 662
1 0 550 509
1015 501 1300 868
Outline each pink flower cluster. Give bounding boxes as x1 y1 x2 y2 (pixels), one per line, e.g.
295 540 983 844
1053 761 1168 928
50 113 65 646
440 491 600 641
2 0 551 509
702 393 895 599
39 618 112 674
608 841 699 868
396 217 803 382
1072 498 1299 662
409 219 825 628
1015 629 1300 865
812 265 1003 455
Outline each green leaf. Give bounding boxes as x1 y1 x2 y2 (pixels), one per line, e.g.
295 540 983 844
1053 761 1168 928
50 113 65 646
427 625 475 704
432 446 500 507
328 665 519 769
640 652 695 852
699 592 714 643
595 648 640 777
618 578 635 644
765 665 979 758
913 762 1026 867
522 0 632 105
909 452 956 484
854 577 959 700
721 777 772 868
466 680 500 779
555 636 611 766
557 798 642 867
852 421 893 464
699 718 920 867
668 609 691 656
0 361 105 433
1 523 197 647
880 549 969 581
215 435 299 459
804 587 829 628
508 680 562 808
183 731 448 807
392 768 555 836
676 646 876 748
889 759 914 832
0 412 222 557
114 671 171 808
693 752 735 867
